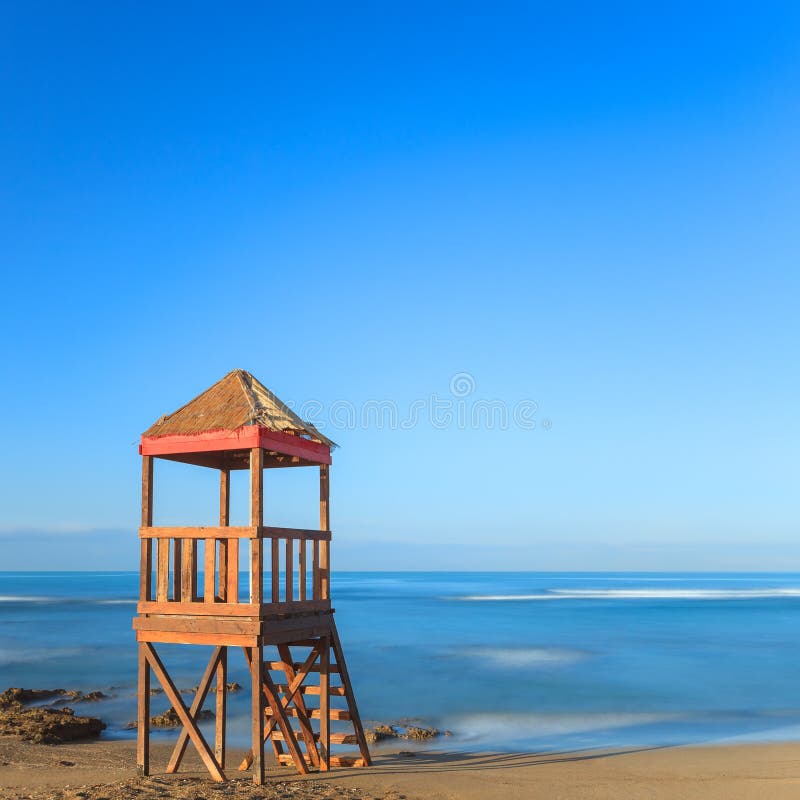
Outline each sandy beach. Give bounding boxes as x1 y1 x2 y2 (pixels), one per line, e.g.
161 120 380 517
2 738 800 800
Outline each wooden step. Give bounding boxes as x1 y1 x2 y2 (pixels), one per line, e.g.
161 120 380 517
268 661 340 673
265 706 351 721
330 756 366 768
274 683 346 696
276 753 312 766
329 732 358 745
276 753 366 768
271 731 357 745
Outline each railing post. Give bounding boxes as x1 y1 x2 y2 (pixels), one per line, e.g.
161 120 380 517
204 534 216 603
250 448 263 605
285 538 294 602
140 456 153 602
299 539 307 601
172 538 182 601
313 539 320 600
218 469 230 602
271 536 280 603
182 538 197 602
319 465 330 601
156 536 169 602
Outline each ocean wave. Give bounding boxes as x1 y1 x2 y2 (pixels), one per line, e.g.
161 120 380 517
0 646 89 665
455 594 558 601
455 588 800 601
454 646 586 667
94 599 137 605
0 596 137 605
450 711 686 742
0 595 54 602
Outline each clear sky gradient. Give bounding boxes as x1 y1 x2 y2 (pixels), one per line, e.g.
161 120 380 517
1 3 798 569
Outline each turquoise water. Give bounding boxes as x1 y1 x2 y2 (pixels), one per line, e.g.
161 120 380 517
3 571 800 752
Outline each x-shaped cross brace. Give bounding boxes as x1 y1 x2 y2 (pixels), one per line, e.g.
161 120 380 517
239 645 320 773
142 642 226 782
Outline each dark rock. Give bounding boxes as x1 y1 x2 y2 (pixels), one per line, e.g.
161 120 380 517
0 688 74 706
364 719 449 743
0 703 106 743
364 724 397 744
404 725 439 740
0 687 110 708
72 691 108 703
126 707 214 729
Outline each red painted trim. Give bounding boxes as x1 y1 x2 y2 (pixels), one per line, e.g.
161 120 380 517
141 426 260 455
140 425 332 465
258 429 331 462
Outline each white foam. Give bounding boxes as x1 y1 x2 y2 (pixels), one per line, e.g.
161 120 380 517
0 596 138 604
450 711 685 742
0 595 53 602
560 589 800 599
456 588 800 601
0 596 137 605
456 646 585 667
456 594 558 601
94 599 137 605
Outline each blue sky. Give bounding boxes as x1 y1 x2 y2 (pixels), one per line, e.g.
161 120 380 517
1 2 798 569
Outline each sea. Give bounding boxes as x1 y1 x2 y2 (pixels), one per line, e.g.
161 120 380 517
3 571 800 753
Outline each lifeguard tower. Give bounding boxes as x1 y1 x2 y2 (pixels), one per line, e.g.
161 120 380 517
133 369 371 783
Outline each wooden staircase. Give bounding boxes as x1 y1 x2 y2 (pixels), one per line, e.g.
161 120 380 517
239 620 371 773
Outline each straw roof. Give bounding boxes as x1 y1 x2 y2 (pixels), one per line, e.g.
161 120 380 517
143 369 337 448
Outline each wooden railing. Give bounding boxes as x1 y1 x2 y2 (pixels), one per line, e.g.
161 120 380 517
138 526 330 614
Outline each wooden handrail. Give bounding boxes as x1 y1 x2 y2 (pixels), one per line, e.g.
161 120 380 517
139 526 331 542
260 527 331 542
140 525 331 608
140 526 256 539
137 599 332 616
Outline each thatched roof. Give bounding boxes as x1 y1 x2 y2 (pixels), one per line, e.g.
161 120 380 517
143 369 337 448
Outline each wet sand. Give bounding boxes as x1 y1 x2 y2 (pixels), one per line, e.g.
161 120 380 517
2 737 800 799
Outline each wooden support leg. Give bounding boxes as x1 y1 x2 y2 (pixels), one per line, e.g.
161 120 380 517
240 648 281 769
250 645 265 785
319 636 330 771
216 647 227 768
137 642 150 776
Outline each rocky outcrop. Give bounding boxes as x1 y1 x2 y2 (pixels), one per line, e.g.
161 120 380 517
363 720 451 744
0 688 106 744
149 682 241 697
125 707 214 729
0 688 108 707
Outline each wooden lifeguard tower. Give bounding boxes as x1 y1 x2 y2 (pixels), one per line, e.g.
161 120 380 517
133 369 371 783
